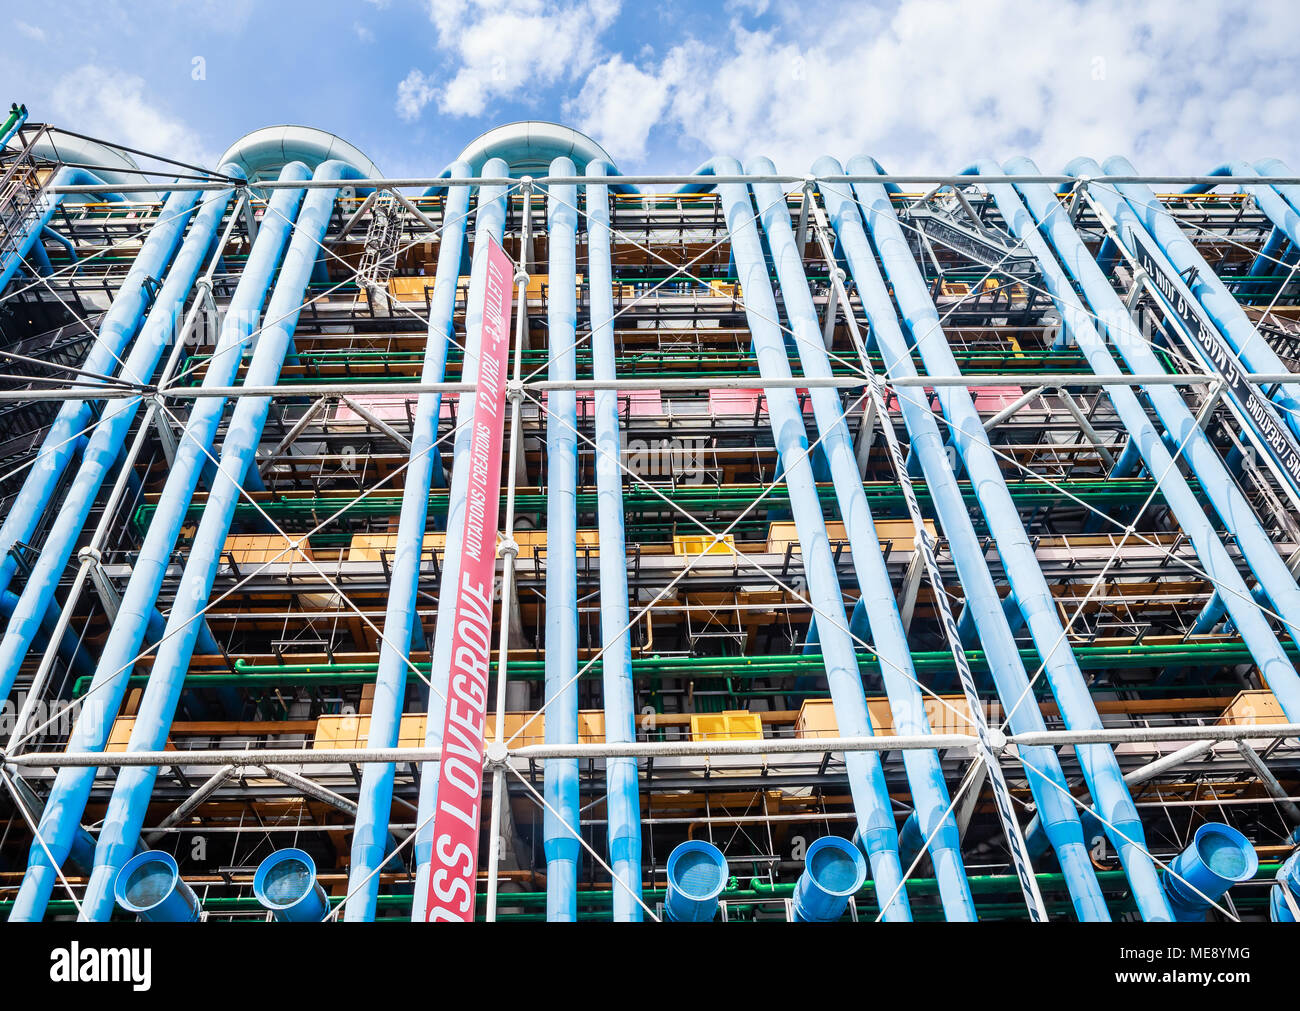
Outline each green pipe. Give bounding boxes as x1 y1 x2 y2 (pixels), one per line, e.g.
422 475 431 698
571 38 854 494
133 477 1201 535
74 640 1257 697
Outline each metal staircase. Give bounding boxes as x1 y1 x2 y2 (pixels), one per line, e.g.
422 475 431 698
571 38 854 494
355 189 404 315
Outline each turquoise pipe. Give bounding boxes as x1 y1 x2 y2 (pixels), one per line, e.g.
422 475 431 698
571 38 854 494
685 156 911 921
543 156 581 922
75 160 366 921
749 156 976 920
409 159 511 922
0 180 182 599
8 162 313 922
815 157 1110 921
1008 157 1300 722
346 162 472 921
0 167 242 703
1097 155 1300 441
849 154 1170 921
586 160 643 920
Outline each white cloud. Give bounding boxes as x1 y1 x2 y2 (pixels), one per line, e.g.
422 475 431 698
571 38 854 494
15 21 46 43
49 65 215 169
400 0 622 119
354 22 376 43
396 69 438 121
565 54 672 161
572 0 1300 173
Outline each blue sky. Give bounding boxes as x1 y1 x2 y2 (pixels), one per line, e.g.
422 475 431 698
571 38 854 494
2 0 1298 179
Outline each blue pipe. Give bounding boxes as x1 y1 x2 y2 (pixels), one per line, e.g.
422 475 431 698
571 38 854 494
253 848 329 922
7 162 313 924
0 168 242 704
849 154 1172 920
1271 850 1300 922
815 157 1110 921
0 165 125 291
803 598 870 654
586 160 643 920
664 840 728 922
1162 823 1258 921
1096 155 1300 441
345 162 472 921
793 836 867 922
749 156 976 920
76 161 365 921
1248 227 1287 282
41 225 77 265
1006 157 1300 722
0 181 187 600
0 589 92 683
543 156 581 922
689 156 911 921
409 159 511 922
113 850 201 922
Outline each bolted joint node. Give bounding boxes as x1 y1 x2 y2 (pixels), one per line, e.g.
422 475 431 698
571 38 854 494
77 545 103 565
986 728 1008 754
505 380 525 402
484 741 509 767
514 270 530 288
497 537 520 560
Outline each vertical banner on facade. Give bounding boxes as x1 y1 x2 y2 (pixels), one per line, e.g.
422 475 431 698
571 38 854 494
426 236 513 921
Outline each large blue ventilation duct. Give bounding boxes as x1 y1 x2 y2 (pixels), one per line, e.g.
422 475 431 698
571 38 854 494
1162 823 1258 921
793 836 867 922
1272 850 1300 922
747 156 976 920
0 167 242 704
113 850 201 922
814 157 1110 921
1003 157 1300 722
684 156 911 921
76 160 367 921
844 154 1171 920
586 160 643 920
664 840 728 922
0 185 195 600
254 848 329 922
543 156 581 922
8 161 314 922
1094 155 1300 442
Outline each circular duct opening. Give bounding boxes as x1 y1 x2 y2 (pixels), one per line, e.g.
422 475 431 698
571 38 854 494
261 856 312 907
806 838 866 896
673 849 725 900
1194 824 1257 882
122 858 178 911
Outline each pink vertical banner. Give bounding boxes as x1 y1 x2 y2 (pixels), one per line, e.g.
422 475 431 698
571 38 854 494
425 236 513 921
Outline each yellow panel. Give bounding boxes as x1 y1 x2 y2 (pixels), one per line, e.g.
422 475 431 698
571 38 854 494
313 711 605 750
346 533 445 562
1219 689 1287 727
223 534 313 566
673 534 736 556
795 695 974 738
690 710 763 742
766 519 934 554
